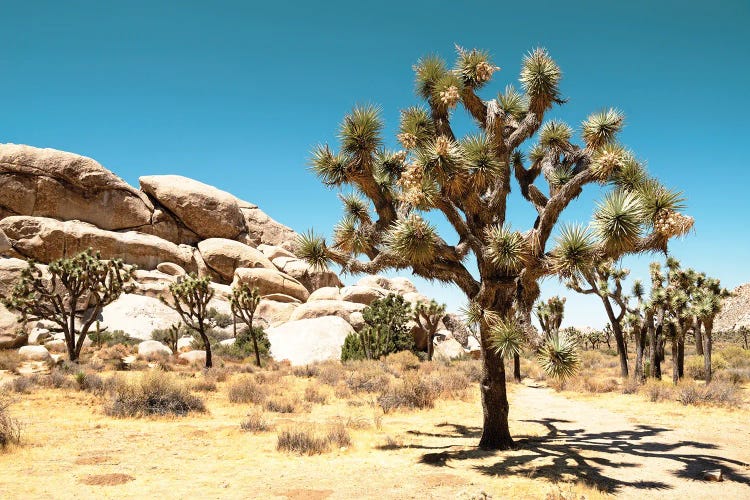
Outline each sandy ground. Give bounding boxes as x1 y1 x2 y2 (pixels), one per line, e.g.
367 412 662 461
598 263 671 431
0 377 748 499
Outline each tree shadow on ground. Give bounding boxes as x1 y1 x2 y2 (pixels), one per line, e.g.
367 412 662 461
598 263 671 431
379 419 750 494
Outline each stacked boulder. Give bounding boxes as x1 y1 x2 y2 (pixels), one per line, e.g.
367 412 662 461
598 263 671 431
0 143 476 364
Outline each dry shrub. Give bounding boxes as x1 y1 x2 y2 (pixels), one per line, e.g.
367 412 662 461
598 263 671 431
677 380 741 408
105 371 205 417
377 373 439 413
191 378 217 392
580 377 618 394
276 423 351 455
5 376 36 394
685 354 727 380
304 384 328 404
264 395 302 413
431 367 471 397
228 376 268 404
621 378 640 394
204 367 230 382
41 370 74 389
240 411 273 432
317 362 345 386
292 364 320 378
384 351 421 374
643 380 673 403
453 359 483 383
75 372 106 394
345 361 391 393
719 345 750 369
0 351 21 372
716 368 750 384
253 370 284 385
333 383 352 400
0 396 21 450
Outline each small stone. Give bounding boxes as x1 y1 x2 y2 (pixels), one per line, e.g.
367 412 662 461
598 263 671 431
703 469 722 482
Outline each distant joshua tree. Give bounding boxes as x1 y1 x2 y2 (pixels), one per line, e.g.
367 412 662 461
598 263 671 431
162 275 215 368
299 46 692 449
3 249 133 362
413 299 446 361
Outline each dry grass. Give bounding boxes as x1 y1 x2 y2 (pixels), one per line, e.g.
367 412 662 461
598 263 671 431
240 411 273 433
105 371 205 417
0 350 21 372
227 376 268 404
276 422 351 455
0 396 21 450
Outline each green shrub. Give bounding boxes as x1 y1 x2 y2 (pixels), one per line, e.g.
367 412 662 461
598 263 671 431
341 294 414 361
207 307 234 328
75 372 105 394
89 329 139 347
105 371 205 417
214 327 270 362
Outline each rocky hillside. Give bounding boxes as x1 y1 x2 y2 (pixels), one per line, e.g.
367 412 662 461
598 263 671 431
715 283 750 332
0 144 473 364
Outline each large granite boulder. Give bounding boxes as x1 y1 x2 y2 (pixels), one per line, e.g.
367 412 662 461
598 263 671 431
0 216 196 272
140 175 246 240
18 345 51 362
197 238 275 283
101 294 181 340
232 267 309 302
271 257 343 292
288 300 365 325
0 144 154 231
236 199 298 250
340 285 386 305
137 340 173 359
356 275 418 295
266 316 354 366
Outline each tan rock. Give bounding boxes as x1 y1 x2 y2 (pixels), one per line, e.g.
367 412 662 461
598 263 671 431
256 299 298 326
266 316 354 366
340 285 386 305
156 262 186 276
0 216 196 272
356 275 418 295
261 293 301 304
198 238 275 282
434 337 465 360
237 202 298 249
140 175 245 240
0 257 30 297
0 144 154 231
137 340 173 359
271 257 343 292
288 300 365 326
0 229 11 255
19 345 52 362
258 244 295 261
233 267 309 302
308 287 342 302
179 350 206 365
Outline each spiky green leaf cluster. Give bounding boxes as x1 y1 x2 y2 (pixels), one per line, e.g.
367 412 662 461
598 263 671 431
490 318 525 358
309 145 348 187
497 85 528 119
539 120 572 149
592 190 645 253
295 230 331 270
581 108 624 148
589 144 631 182
520 48 562 113
461 133 503 189
415 136 466 184
537 332 579 379
455 47 497 88
339 104 383 157
549 224 597 278
386 214 438 265
398 106 435 149
485 224 529 272
636 180 686 224
413 55 448 100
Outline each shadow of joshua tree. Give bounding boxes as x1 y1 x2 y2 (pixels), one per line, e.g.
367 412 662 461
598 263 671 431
379 419 750 494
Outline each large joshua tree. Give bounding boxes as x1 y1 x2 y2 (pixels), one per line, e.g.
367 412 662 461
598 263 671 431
300 46 692 449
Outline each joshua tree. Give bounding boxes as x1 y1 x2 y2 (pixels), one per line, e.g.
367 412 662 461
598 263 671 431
534 296 565 340
691 275 728 383
300 46 691 449
162 275 215 368
229 284 263 367
413 299 446 361
3 249 134 362
566 261 631 377
624 279 650 381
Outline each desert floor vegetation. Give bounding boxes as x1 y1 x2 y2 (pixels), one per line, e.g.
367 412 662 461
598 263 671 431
0 341 748 498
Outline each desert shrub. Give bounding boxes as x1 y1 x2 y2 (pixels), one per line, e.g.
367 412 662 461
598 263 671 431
207 307 233 328
213 327 270 362
292 364 320 378
189 327 232 350
204 367 230 383
433 368 471 397
240 411 273 432
105 371 205 417
41 370 73 389
317 363 345 386
276 424 351 455
580 377 618 393
227 376 268 404
75 372 105 394
6 376 35 394
191 378 217 392
716 368 750 384
341 294 414 361
333 383 352 399
0 351 21 372
621 378 640 394
0 396 21 450
643 380 673 403
304 384 328 404
89 329 139 347
264 396 301 413
384 350 421 374
685 354 727 380
344 361 391 393
718 345 750 369
377 373 439 413
676 380 741 407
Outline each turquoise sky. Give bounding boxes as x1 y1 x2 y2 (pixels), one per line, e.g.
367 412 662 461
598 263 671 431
1 1 748 327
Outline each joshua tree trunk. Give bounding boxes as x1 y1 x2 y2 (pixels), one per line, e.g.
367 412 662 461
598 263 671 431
479 321 513 450
677 337 685 379
198 319 213 369
671 336 679 385
251 330 261 367
513 353 521 383
634 321 648 382
601 299 628 377
650 309 664 379
694 320 704 356
427 333 435 361
703 319 714 383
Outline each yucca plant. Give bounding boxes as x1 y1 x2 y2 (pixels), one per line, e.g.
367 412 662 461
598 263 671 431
301 46 690 450
162 275 215 368
229 283 263 367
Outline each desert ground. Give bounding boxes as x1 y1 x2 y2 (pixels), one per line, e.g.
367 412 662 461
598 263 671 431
1 348 748 500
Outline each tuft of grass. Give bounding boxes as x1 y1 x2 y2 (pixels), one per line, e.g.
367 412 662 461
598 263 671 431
264 396 301 414
0 351 21 372
5 376 36 394
240 411 273 433
105 371 205 417
227 376 268 404
0 396 21 451
676 380 742 408
303 384 328 404
276 423 352 455
75 372 105 394
292 365 320 378
377 373 439 413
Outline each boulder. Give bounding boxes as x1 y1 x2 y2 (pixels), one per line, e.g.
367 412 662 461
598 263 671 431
137 340 173 359
0 216 196 272
198 238 275 282
288 300 365 326
466 335 481 359
0 303 21 337
0 144 154 231
0 257 31 297
28 328 51 345
176 336 194 352
235 200 298 249
356 275 418 295
44 339 67 353
434 338 465 361
233 267 309 302
348 311 365 331
179 350 206 365
0 333 27 349
258 244 295 261
219 337 235 346
156 262 186 276
266 316 354 366
441 313 471 346
256 299 298 327
0 228 12 255
271 257 343 292
340 285 386 305
101 294 181 340
18 345 51 362
260 293 300 304
140 175 245 240
308 287 342 301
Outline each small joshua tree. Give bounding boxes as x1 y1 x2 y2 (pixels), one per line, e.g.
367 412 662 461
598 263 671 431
229 284 263 367
690 274 728 383
413 299 446 361
534 296 566 340
3 249 134 362
162 275 215 368
341 294 413 361
301 46 692 449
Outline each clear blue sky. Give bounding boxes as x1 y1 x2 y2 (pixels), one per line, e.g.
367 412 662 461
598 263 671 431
1 1 748 327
